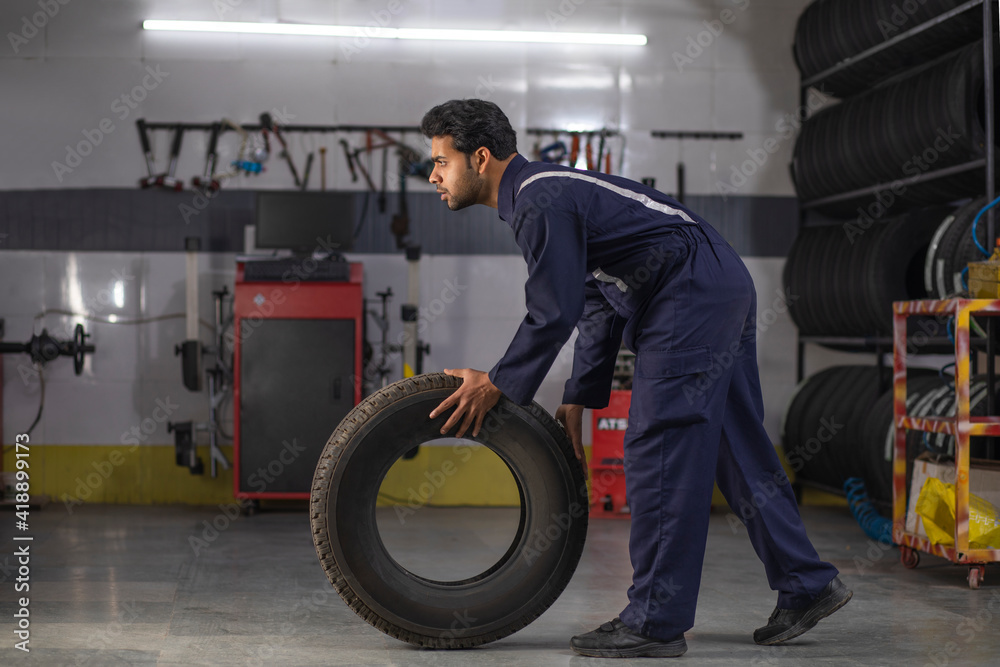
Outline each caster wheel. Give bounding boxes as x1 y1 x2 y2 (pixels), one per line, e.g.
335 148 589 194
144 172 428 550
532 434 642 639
969 566 984 589
900 546 920 569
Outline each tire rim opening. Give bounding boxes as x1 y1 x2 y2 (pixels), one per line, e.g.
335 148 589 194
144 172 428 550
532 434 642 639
375 438 524 583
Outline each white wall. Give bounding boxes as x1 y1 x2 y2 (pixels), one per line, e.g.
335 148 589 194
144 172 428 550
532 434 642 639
1 251 797 447
2 0 809 195
2 0 816 448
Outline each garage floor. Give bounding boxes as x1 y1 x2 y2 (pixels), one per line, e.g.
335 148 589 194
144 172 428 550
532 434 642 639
1 503 998 666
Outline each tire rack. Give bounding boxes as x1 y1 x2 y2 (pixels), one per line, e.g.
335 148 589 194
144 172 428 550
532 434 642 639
789 1 997 506
794 0 996 377
892 298 1000 588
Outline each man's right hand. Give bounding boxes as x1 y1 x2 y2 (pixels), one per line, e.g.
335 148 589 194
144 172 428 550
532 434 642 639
555 403 587 480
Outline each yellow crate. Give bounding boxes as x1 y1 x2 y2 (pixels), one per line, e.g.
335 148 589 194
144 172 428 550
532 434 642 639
968 253 1000 298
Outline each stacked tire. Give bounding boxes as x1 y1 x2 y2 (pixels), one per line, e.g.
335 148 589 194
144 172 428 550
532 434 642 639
924 196 991 298
794 0 985 98
781 365 952 505
784 206 955 336
793 42 998 217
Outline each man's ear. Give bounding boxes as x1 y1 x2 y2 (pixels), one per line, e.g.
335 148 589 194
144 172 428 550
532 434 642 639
474 147 491 174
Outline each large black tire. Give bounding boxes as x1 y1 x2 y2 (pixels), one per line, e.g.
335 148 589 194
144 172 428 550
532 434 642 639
309 373 589 648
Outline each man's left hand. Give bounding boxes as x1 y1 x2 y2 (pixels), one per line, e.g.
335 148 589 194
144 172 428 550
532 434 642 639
429 368 502 438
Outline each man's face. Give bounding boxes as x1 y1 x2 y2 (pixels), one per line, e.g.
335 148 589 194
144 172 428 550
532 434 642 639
429 135 484 211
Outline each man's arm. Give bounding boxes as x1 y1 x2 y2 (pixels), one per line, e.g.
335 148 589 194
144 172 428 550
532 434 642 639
487 185 588 405
562 276 625 410
432 180 588 436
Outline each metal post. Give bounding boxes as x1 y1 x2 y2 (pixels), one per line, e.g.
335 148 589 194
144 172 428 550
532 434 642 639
985 0 996 456
797 338 805 383
985 0 995 245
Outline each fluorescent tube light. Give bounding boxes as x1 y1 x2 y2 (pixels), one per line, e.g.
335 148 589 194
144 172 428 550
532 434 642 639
142 20 647 46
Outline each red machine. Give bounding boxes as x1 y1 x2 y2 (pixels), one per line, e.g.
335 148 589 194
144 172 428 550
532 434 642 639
233 261 363 500
589 390 631 518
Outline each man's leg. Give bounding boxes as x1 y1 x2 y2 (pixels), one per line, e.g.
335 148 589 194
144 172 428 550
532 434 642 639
713 285 849 643
616 234 752 641
617 365 734 641
714 342 839 608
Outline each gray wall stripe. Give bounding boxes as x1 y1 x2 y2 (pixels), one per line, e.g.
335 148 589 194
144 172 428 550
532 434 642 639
0 190 799 257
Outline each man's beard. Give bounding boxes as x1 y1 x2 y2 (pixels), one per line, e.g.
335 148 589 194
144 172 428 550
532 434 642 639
444 167 483 211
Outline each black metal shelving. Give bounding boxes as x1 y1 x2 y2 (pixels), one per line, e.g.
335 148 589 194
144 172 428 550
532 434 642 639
794 0 996 383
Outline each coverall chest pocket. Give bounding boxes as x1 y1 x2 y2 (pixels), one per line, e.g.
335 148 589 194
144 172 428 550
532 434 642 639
634 345 714 428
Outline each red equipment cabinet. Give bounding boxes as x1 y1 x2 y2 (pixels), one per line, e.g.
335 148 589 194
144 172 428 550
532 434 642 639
233 261 363 499
590 390 631 518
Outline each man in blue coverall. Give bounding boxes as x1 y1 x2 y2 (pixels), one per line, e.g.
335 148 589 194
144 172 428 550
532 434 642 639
422 99 851 658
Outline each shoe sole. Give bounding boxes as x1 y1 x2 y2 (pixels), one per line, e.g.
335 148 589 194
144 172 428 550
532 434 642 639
571 638 688 658
754 586 853 646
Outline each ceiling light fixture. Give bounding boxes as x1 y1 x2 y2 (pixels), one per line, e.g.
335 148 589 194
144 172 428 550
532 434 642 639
142 20 647 46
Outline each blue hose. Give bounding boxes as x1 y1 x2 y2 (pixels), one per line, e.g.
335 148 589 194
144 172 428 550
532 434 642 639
843 477 893 544
971 195 1000 257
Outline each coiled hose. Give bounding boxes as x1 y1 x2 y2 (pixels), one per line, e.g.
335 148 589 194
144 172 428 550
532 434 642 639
844 477 893 544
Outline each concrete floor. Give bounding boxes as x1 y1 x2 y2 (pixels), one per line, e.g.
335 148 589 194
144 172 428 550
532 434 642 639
1 503 998 666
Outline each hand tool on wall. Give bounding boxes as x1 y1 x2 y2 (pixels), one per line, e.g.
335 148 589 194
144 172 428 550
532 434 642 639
340 139 359 183
158 126 186 191
137 119 157 187
596 131 606 173
340 136 380 192
319 145 327 190
300 151 314 191
570 134 580 168
379 146 388 213
219 118 263 177
260 112 301 187
391 169 410 249
539 140 568 163
137 121 185 191
191 121 222 193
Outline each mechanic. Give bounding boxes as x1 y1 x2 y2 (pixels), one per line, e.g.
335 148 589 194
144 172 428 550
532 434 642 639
422 99 850 658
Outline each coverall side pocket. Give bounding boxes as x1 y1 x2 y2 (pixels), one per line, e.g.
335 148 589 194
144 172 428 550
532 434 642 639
634 345 714 427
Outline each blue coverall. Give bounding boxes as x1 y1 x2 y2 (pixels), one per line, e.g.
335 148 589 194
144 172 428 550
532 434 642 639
489 154 839 641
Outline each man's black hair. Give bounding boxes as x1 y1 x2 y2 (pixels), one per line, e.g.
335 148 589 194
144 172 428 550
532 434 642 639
421 99 518 160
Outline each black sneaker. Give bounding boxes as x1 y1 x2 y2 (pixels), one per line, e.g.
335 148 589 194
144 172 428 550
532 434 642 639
754 576 852 645
570 618 687 658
